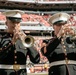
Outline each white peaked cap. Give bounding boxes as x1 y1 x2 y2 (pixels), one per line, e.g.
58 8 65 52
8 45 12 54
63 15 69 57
49 12 70 25
2 10 24 18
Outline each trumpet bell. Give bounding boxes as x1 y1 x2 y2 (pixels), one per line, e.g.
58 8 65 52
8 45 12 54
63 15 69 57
22 35 34 48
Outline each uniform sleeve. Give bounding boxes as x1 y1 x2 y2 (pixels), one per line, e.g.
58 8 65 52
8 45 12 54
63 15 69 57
0 34 7 59
27 46 40 64
0 34 12 59
41 37 61 56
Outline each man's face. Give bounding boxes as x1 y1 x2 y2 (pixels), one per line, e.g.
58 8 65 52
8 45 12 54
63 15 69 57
6 19 20 33
53 25 62 36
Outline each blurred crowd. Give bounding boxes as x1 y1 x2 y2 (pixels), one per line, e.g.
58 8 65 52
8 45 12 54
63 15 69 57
0 12 76 26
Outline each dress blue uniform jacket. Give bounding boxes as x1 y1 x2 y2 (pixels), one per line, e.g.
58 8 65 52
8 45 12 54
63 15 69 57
41 36 76 75
0 32 40 75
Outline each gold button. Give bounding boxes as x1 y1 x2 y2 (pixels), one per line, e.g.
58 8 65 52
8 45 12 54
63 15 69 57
75 36 76 38
61 39 64 42
15 56 17 59
65 58 68 64
63 46 66 48
0 48 2 51
5 46 6 48
9 43 11 45
14 50 17 53
64 49 67 52
15 61 17 64
65 57 68 60
10 34 12 37
62 42 64 44
64 34 66 36
72 46 75 48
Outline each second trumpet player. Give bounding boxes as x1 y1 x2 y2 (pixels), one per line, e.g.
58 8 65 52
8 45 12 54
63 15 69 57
41 12 76 75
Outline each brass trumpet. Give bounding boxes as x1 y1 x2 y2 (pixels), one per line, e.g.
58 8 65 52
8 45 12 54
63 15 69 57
57 22 76 43
18 30 34 48
67 26 76 42
21 35 34 48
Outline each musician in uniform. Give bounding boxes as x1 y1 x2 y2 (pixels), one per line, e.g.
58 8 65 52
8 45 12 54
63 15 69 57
0 10 40 75
41 12 76 75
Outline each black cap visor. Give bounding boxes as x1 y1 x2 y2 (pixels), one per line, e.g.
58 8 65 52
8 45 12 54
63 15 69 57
7 17 22 22
53 20 67 25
